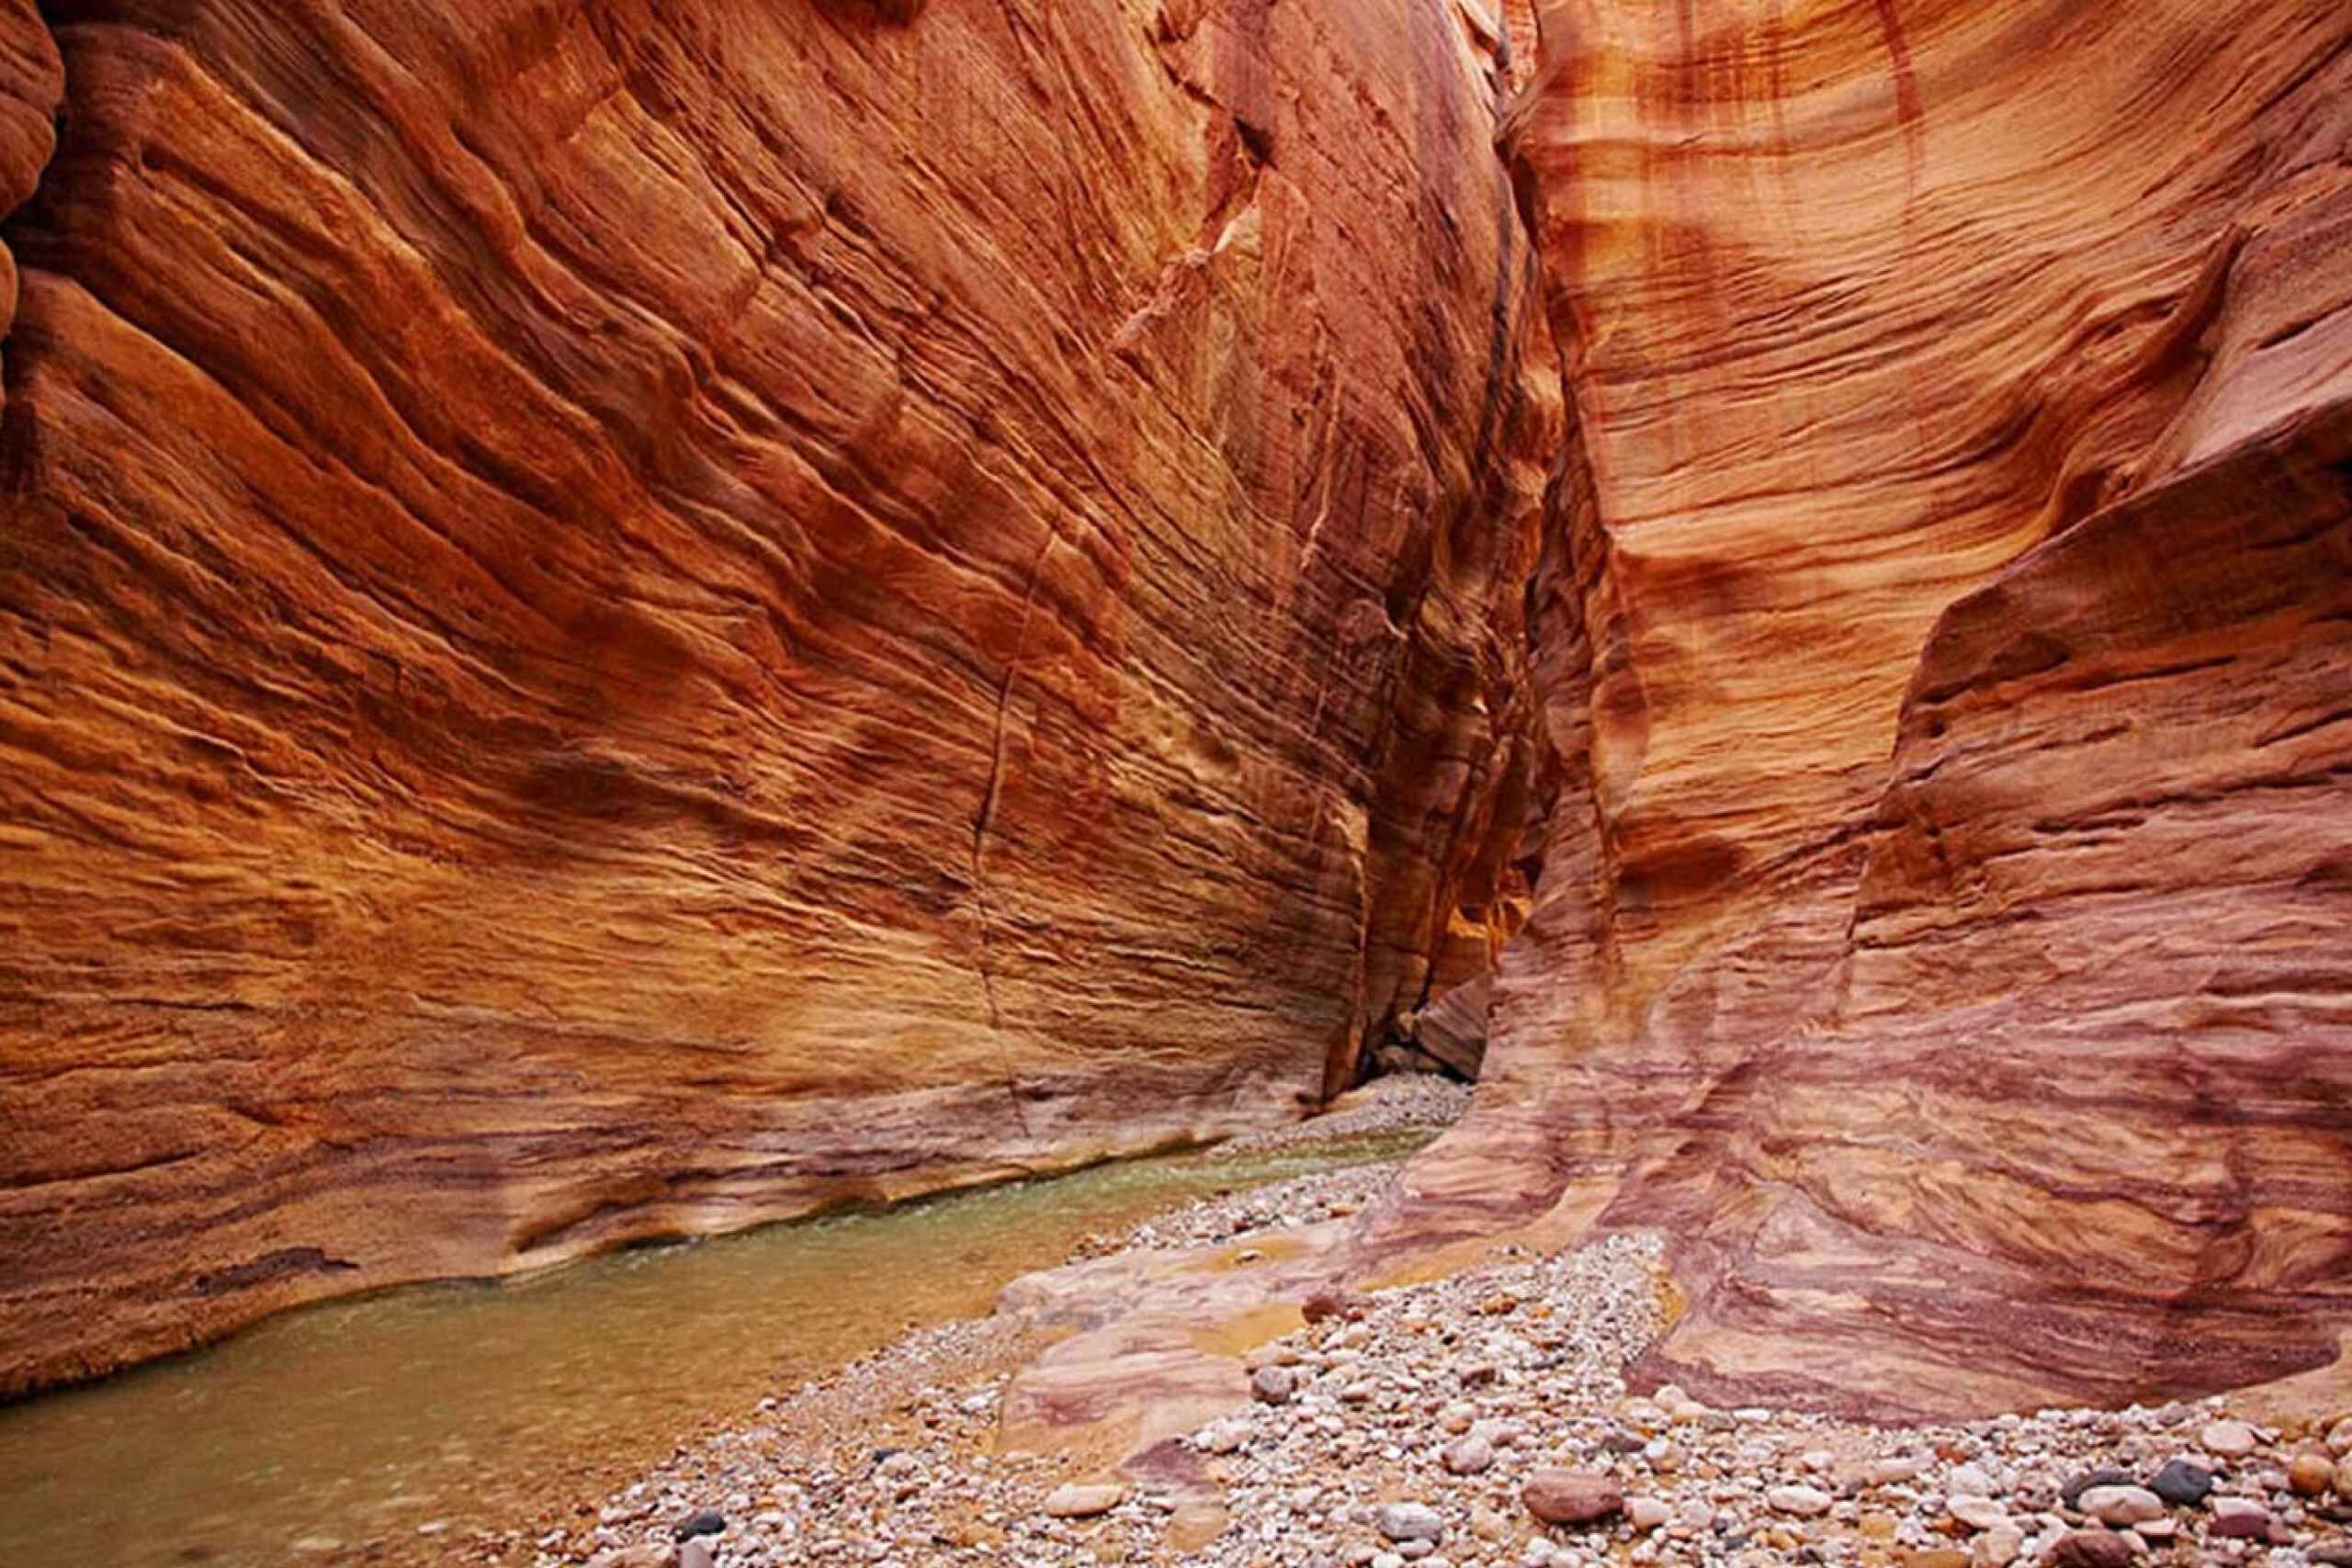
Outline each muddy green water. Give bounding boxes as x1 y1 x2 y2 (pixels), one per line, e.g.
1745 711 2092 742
0 1133 1426 1568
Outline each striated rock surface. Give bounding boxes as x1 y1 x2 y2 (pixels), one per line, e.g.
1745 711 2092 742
0 0 59 406
4 0 2346 1426
0 0 1559 1393
1389 0 2352 1416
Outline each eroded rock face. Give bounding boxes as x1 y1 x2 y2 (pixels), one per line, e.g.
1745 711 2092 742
0 0 59 400
0 0 1557 1393
1402 0 2352 1416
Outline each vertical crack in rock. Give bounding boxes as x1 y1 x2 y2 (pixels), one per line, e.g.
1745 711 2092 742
0 0 1611 1393
967 531 1060 1151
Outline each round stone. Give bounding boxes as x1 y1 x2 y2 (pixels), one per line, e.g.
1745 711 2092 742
1765 1484 1833 1518
1626 1496 1671 1531
1196 1418 1250 1455
1042 1482 1125 1518
1947 1495 2009 1531
1522 1469 1623 1526
1442 1437 1494 1476
2287 1450 2335 1496
2145 1459 2211 1506
2199 1420 2259 1459
1376 1503 1446 1544
2061 1469 2137 1507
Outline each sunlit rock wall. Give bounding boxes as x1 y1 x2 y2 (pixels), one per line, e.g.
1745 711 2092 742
0 0 1560 1393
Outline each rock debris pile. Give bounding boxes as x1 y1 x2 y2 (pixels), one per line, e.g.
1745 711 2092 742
538 1204 2352 1568
1067 1164 1397 1262
1210 1077 1472 1164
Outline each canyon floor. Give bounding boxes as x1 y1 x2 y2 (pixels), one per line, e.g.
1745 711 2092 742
458 1083 2352 1568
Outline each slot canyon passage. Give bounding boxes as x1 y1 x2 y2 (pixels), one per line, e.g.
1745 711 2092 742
0 0 2349 1562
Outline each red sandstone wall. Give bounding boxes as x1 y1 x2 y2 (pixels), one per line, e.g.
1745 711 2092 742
1400 0 2352 1416
0 0 1557 1394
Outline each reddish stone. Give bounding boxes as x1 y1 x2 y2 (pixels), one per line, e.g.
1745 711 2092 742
1522 1469 1623 1526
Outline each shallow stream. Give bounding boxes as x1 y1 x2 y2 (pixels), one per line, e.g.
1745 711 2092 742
0 1132 1427 1568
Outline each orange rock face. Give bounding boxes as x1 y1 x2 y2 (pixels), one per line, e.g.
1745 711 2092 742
0 1 1558 1393
1404 0 2352 1415
4 0 2346 1422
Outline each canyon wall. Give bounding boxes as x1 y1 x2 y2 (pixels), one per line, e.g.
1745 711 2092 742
1396 0 2352 1416
0 0 1559 1393
6 0 2346 1421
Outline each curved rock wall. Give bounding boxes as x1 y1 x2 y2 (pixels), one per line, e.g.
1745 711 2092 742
0 0 1558 1393
1405 0 2352 1416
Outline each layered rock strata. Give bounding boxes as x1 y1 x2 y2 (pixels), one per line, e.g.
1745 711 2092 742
0 0 1557 1393
1399 0 2352 1415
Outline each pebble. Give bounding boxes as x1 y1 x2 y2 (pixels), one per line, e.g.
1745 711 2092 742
1948 1495 2010 1531
2200 1419 2261 1458
2042 1529 2136 1568
1522 1468 1623 1525
1041 1481 1126 1518
1626 1496 1671 1531
1197 1417 1250 1454
2146 1458 2211 1506
587 1549 674 1568
1251 1365 1297 1404
2062 1468 2136 1507
2290 1450 2337 1495
2209 1498 2271 1539
1766 1483 1834 1518
1972 1523 2024 1566
2075 1484 2163 1526
1303 1287 1364 1325
1376 1503 1446 1544
1442 1435 1493 1475
671 1509 726 1542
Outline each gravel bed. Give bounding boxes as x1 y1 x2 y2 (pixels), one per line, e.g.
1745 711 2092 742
514 1168 2352 1568
1065 1163 1401 1262
1210 1076 1472 1163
